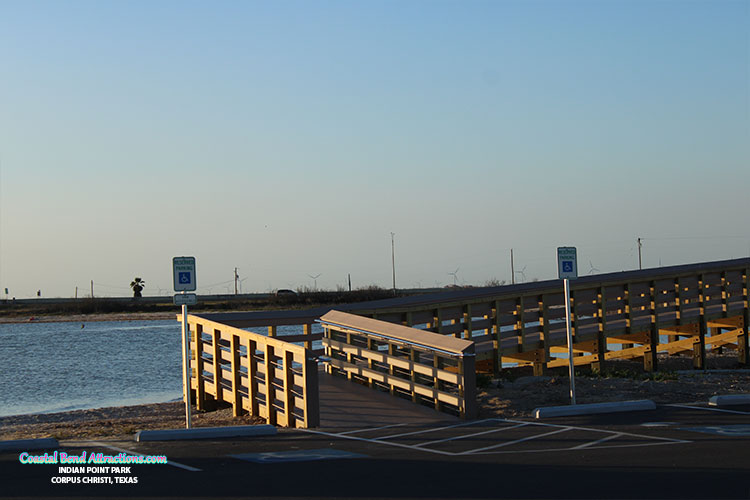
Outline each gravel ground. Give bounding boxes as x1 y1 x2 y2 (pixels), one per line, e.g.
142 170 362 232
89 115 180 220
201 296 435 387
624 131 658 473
479 352 750 418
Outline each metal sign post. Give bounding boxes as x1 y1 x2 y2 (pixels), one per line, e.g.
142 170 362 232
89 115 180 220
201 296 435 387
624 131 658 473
180 298 192 429
173 257 197 429
557 247 578 405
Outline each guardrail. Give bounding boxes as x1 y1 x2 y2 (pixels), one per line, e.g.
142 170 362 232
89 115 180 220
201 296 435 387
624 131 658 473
185 314 319 428
349 258 749 375
319 310 477 419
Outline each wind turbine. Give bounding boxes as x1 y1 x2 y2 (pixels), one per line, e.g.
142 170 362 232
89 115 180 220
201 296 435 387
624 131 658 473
588 260 600 275
448 267 460 286
515 265 527 283
308 274 321 290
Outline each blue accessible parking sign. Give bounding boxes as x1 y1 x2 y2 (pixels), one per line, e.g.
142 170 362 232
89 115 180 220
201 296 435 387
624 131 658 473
557 247 578 279
173 257 196 292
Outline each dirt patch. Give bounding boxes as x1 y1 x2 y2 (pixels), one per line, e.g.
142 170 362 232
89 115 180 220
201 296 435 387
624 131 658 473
478 352 750 418
0 402 265 441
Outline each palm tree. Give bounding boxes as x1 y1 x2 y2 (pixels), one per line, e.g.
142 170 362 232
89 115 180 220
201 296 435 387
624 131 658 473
130 277 145 298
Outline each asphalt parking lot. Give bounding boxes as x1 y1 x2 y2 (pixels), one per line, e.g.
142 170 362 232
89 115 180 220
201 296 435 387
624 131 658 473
3 402 750 499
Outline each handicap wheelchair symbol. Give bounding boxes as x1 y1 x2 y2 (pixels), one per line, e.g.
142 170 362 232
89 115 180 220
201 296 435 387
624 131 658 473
178 272 192 284
681 425 750 436
562 261 574 273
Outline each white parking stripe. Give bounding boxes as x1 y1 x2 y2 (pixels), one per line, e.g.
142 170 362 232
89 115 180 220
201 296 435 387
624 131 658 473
74 441 202 472
571 433 622 450
416 423 529 447
497 418 690 443
459 427 572 455
300 428 455 456
471 440 689 455
338 423 406 435
375 419 495 440
303 416 692 457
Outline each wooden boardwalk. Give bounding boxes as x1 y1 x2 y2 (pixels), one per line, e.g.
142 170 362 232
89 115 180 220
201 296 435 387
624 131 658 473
186 257 749 428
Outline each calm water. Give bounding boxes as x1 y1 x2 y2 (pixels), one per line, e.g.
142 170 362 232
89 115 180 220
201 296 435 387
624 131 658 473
0 320 183 417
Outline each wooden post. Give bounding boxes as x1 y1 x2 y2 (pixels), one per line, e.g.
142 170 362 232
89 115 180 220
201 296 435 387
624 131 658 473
517 296 526 349
433 354 442 412
264 344 277 425
230 334 242 417
459 355 477 419
739 268 750 366
345 332 354 381
403 312 413 327
268 325 277 338
463 305 472 340
283 351 295 427
593 286 607 373
671 278 681 345
623 284 633 349
492 300 501 376
644 281 659 372
695 275 707 370
388 343 397 396
435 308 444 334
212 329 222 400
303 323 313 350
193 323 205 411
303 351 320 428
410 348 419 402
367 337 375 388
539 294 551 372
247 338 259 416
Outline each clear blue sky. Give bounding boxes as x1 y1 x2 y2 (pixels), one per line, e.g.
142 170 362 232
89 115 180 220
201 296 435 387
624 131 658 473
1 0 748 298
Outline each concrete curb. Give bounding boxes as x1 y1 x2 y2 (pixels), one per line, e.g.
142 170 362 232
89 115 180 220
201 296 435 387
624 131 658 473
534 400 656 419
0 438 59 452
708 394 750 407
135 425 277 442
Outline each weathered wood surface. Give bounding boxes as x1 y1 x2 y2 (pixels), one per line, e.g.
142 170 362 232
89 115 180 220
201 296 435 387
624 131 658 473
186 315 319 428
183 258 749 428
319 311 477 419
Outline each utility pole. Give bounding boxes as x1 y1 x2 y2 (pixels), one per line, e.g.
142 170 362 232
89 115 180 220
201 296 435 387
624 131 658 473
348 273 351 292
391 232 396 296
90 280 94 299
234 267 239 295
637 238 643 270
510 248 515 285
75 287 78 299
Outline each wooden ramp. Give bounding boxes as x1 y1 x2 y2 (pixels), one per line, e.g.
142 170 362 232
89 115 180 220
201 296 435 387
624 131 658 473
317 370 458 430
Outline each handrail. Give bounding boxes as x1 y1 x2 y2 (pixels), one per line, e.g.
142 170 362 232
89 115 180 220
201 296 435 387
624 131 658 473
185 314 320 428
320 310 477 419
319 310 474 357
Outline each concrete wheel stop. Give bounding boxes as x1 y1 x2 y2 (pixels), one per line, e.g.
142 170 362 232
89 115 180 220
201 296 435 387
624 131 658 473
534 400 656 418
0 438 59 452
708 394 750 407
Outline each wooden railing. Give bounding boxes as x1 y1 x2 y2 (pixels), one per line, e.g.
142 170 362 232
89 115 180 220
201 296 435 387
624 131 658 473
319 310 477 419
179 258 749 426
185 314 320 428
348 258 750 375
191 309 325 356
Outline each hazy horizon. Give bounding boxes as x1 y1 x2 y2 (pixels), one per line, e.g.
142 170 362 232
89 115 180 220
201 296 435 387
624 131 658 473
1 0 748 299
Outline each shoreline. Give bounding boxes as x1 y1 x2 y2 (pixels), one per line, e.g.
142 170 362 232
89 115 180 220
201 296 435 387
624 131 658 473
2 354 748 441
0 311 178 324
